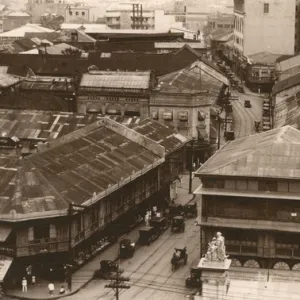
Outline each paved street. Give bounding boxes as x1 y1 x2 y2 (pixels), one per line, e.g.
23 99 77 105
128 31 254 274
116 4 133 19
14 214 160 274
232 90 264 139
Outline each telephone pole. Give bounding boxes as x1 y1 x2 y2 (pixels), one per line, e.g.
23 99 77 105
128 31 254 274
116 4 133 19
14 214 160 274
105 264 130 300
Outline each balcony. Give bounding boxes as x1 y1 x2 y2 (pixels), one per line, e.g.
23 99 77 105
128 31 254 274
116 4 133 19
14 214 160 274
247 76 275 84
16 238 68 257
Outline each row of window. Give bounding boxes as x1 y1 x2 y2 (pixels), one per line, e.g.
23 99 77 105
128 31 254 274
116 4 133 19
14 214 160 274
203 178 300 193
151 111 205 122
69 11 86 16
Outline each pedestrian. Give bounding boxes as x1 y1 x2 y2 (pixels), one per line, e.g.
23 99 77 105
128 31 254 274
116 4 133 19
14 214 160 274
224 272 230 294
145 213 149 226
22 277 27 292
48 282 54 296
32 276 36 285
59 285 65 295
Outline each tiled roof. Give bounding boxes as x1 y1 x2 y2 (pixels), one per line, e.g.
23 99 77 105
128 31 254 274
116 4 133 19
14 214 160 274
0 110 98 141
155 60 228 95
79 71 151 90
196 126 300 179
20 76 76 92
0 111 189 154
272 72 300 95
0 119 168 217
248 51 282 65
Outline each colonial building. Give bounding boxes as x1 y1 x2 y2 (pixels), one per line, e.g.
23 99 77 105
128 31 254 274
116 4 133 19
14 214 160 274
77 70 155 117
150 60 229 162
195 126 300 270
0 117 188 287
0 76 77 112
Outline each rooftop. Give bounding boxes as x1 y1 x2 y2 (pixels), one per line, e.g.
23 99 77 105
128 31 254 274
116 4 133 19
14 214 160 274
155 60 228 99
19 76 76 92
209 29 233 42
154 42 206 49
6 11 30 17
272 72 300 95
39 43 82 55
0 117 188 218
276 54 300 73
195 126 300 179
79 71 151 91
57 29 96 43
0 24 54 38
0 74 22 88
248 51 282 65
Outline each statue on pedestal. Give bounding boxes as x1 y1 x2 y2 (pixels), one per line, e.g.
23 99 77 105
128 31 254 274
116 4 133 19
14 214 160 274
205 232 228 262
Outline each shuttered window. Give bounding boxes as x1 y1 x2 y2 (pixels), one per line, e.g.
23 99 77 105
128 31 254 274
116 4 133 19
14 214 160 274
178 111 188 121
49 224 57 239
28 227 34 241
163 111 173 121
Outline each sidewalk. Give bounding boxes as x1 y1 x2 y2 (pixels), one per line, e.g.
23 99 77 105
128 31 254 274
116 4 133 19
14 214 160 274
6 175 194 300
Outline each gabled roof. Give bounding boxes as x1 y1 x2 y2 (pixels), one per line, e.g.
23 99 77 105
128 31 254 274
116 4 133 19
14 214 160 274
154 42 206 49
195 126 300 179
155 60 227 99
248 51 282 65
272 72 300 95
57 29 96 43
40 43 81 55
79 71 151 90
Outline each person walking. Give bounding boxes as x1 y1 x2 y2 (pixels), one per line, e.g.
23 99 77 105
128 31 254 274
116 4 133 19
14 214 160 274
48 282 54 296
22 277 27 292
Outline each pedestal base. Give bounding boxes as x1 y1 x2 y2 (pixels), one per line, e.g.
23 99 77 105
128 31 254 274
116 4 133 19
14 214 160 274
198 258 232 300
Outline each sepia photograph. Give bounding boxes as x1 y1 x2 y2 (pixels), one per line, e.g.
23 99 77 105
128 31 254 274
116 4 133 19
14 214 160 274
0 0 297 299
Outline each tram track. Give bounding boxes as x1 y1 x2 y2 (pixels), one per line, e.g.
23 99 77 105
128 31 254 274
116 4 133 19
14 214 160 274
93 220 197 300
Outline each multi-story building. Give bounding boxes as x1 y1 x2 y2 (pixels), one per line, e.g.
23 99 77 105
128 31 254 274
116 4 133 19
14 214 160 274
64 3 91 24
195 126 300 270
232 0 298 79
0 116 188 287
26 0 68 23
105 3 155 30
77 70 155 117
2 11 31 32
150 59 229 162
207 12 234 32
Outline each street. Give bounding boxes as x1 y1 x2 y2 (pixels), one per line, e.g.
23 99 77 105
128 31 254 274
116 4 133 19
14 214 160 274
60 217 201 300
232 91 264 138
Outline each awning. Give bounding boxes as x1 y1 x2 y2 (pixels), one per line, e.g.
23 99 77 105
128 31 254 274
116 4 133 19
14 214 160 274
0 225 12 242
0 256 13 282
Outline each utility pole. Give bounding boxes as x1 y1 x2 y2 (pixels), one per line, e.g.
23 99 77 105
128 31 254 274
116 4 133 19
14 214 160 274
188 138 195 194
105 263 130 300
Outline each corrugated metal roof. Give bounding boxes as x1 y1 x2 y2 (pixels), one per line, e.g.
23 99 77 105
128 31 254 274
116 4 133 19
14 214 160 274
248 51 282 65
272 72 300 95
0 24 54 38
80 71 151 90
196 126 300 179
0 120 167 216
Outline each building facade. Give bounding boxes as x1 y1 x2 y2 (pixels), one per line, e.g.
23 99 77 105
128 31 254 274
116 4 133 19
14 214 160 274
195 126 300 270
150 60 229 162
207 13 234 32
0 117 188 287
2 12 31 32
232 0 297 79
77 70 155 117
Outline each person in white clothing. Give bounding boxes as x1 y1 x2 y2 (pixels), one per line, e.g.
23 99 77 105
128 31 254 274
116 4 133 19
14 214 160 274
22 277 27 292
48 283 54 295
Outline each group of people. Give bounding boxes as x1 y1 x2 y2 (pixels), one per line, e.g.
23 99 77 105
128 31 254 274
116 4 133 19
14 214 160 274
144 206 161 226
21 278 66 296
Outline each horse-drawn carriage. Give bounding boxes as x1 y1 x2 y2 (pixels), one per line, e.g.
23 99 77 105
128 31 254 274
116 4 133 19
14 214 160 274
171 247 188 271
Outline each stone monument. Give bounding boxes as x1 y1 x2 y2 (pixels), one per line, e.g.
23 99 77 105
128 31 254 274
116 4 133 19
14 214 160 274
198 232 232 300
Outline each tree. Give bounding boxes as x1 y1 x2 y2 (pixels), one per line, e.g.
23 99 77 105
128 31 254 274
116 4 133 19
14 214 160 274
40 14 64 31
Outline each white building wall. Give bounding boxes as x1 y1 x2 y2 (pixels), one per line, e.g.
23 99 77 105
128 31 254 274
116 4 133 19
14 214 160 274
243 0 296 55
